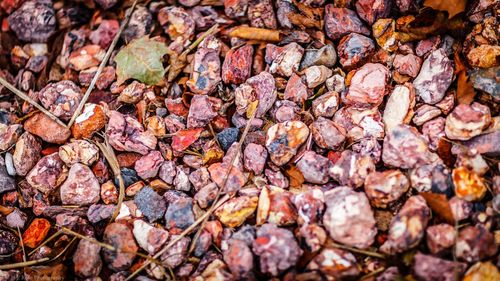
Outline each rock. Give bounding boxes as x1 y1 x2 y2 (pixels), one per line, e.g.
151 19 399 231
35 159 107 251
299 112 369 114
60 163 100 206
73 240 102 278
222 44 253 85
159 161 176 184
102 223 138 271
217 128 239 151
324 5 370 40
24 112 71 144
329 150 375 188
293 188 325 225
215 196 258 227
268 43 304 77
187 95 218 128
106 111 157 155
296 151 330 184
365 170 410 208
224 239 254 279
134 186 166 222
355 0 391 24
380 196 430 254
161 235 190 268
22 218 50 248
186 37 221 95
0 124 22 151
345 63 389 107
463 261 500 281
284 73 311 104
456 225 497 262
134 151 164 179
194 182 218 209
382 125 439 169
307 248 360 279
164 196 195 230
323 186 376 249
248 0 277 29
0 229 18 263
5 208 27 229
13 132 42 176
252 224 302 276
100 181 118 204
393 53 422 77
7 1 56 43
300 44 337 69
445 103 491 141
235 71 276 118
338 33 375 70
470 66 499 98
26 153 67 194
310 117 346 150
311 91 340 118
453 167 487 202
87 204 115 223
71 103 107 139
68 45 105 71
412 104 442 126
382 84 416 132
303 65 333 88
456 131 500 157
59 140 99 167
117 81 145 104
265 121 309 166
426 224 456 255
243 143 267 175
334 106 385 141
413 49 453 104
413 253 467 281
38 81 83 121
208 162 246 193
467 45 500 68
422 117 446 151
90 19 119 49
132 220 168 255
121 6 153 43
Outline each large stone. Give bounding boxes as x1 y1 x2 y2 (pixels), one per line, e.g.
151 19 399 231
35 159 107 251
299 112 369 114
60 163 100 206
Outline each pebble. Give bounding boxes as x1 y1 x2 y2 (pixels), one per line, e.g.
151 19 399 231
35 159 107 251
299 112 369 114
453 167 487 202
5 208 27 229
87 204 115 223
187 94 218 128
26 153 68 194
413 253 467 281
121 6 153 43
132 220 168 255
293 188 325 225
90 19 119 49
467 45 500 68
106 110 157 155
118 81 145 104
208 162 246 193
134 186 166 222
300 44 337 69
456 225 497 262
71 103 107 139
24 112 71 144
222 44 253 85
324 5 369 40
237 71 277 118
217 128 239 151
422 117 446 151
303 65 333 88
310 117 346 150
311 91 340 118
265 121 309 166
7 1 56 43
382 84 416 132
215 196 258 227
58 140 99 167
100 181 118 204
307 248 360 279
345 63 389 107
224 238 254 279
445 102 491 141
470 67 499 98
382 125 438 169
0 230 17 263
243 143 267 175
284 73 311 104
73 240 102 278
296 151 331 184
186 37 221 95
134 151 164 180
355 0 391 24
60 163 100 206
365 169 410 208
261 187 297 226
0 124 22 151
68 45 105 71
338 33 375 70
252 223 302 276
393 53 422 78
22 218 50 248
161 235 190 268
329 150 375 188
380 195 430 254
463 261 500 281
323 186 377 249
102 223 138 271
413 49 454 104
268 42 304 77
248 0 277 29
12 132 42 176
174 165 192 191
412 104 442 126
426 224 456 255
164 196 195 230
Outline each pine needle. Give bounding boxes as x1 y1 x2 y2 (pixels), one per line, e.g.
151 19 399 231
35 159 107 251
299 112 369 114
28 230 62 256
16 227 26 263
328 241 386 259
66 0 139 128
0 76 66 127
0 258 50 270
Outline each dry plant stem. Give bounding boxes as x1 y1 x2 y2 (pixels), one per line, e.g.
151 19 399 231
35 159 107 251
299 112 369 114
0 76 66 127
17 226 26 262
0 258 50 270
360 267 386 280
329 241 386 259
28 230 62 256
66 0 139 128
188 101 259 255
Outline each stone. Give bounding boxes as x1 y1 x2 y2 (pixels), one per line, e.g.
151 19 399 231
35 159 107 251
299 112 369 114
243 143 267 175
265 121 309 166
68 45 105 71
164 196 195 230
338 33 375 70
300 44 337 69
380 196 430 254
467 45 500 68
26 153 67 194
217 128 239 151
311 91 340 118
413 49 454 104
0 229 18 263
453 167 488 202
296 151 330 184
345 63 390 107
329 150 375 188
470 67 500 98
101 181 118 204
422 117 446 151
310 117 346 150
73 240 102 278
71 103 107 139
222 44 253 85
393 53 422 77
324 5 370 40
307 248 360 279
426 224 456 255
252 224 302 276
293 188 324 225
102 223 138 271
22 218 50 248
58 140 99 167
117 81 145 104
323 186 376 249
365 170 410 208
0 124 22 151
208 162 246 194
456 225 497 262
284 73 311 104
248 0 277 29
121 6 153 43
186 37 221 95
87 204 115 223
224 239 254 279
134 186 166 222
161 235 190 268
13 132 42 176
7 1 56 43
90 19 120 49
445 103 491 141
235 71 277 118
412 104 442 126
463 261 500 281
24 112 71 144
303 65 333 88
413 253 467 281
215 196 258 227
60 163 100 206
187 94 218 128
382 84 416 132
106 110 157 155
134 151 164 179
268 43 304 77
132 220 168 255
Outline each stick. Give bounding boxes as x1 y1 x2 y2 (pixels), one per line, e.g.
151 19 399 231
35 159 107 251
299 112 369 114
66 0 138 128
0 258 50 270
0 76 66 127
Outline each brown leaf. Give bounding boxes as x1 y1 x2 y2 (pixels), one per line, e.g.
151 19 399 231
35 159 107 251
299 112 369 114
246 100 259 119
436 138 456 167
285 165 304 188
454 52 476 104
420 192 455 224
424 0 466 18
228 26 282 42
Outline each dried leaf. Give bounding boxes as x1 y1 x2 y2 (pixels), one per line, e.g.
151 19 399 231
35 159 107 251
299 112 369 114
203 148 224 165
228 26 282 42
285 165 305 188
420 192 455 224
115 36 168 85
172 128 203 152
424 0 466 18
246 100 259 119
437 138 456 167
454 52 475 104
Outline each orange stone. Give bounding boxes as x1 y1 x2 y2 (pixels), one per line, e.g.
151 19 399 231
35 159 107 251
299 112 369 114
22 218 51 248
453 167 487 202
71 104 107 139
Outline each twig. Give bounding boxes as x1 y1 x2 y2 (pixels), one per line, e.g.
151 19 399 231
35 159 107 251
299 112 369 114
28 230 62 256
16 227 26 263
0 76 66 127
328 241 386 259
66 0 138 128
360 267 386 280
0 258 50 270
